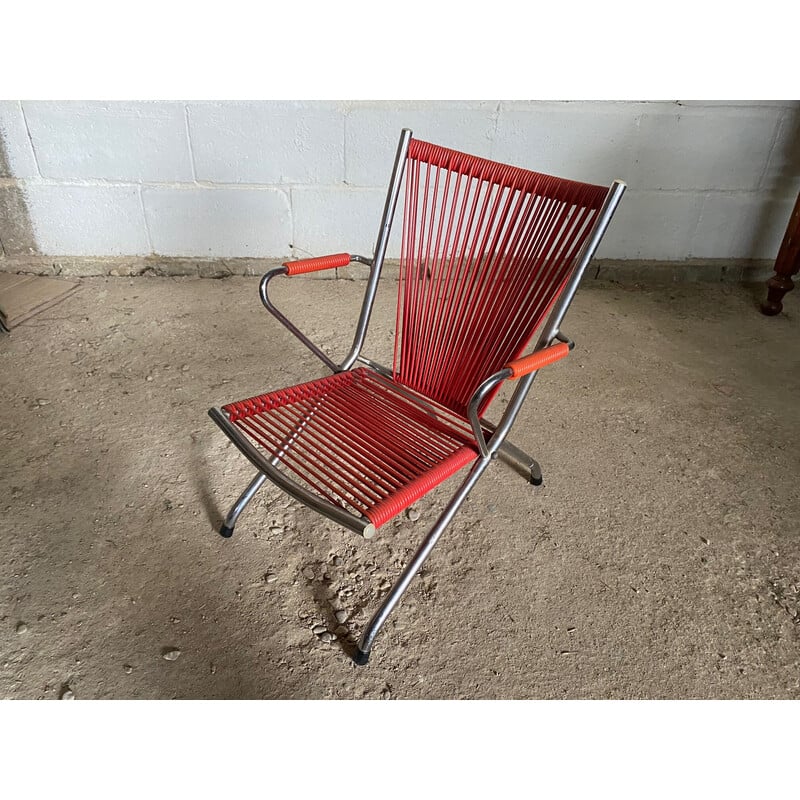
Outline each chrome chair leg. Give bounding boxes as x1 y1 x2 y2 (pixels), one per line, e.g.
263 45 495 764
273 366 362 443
220 471 267 538
480 418 543 486
219 396 324 538
497 438 543 486
354 458 491 665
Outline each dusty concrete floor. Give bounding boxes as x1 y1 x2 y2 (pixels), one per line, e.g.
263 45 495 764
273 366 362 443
1 276 798 699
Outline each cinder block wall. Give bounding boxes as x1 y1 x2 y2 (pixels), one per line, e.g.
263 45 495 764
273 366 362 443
0 100 798 264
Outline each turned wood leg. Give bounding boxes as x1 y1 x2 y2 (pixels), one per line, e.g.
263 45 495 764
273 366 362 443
762 191 800 316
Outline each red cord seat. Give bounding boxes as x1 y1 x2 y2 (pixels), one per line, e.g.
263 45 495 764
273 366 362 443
223 368 479 529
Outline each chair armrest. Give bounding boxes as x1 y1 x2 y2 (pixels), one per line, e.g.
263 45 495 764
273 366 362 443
505 341 572 379
467 338 575 457
259 254 373 373
283 253 352 276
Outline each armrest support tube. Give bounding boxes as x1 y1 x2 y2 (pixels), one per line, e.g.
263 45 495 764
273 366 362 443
259 266 339 372
259 254 374 373
467 369 512 457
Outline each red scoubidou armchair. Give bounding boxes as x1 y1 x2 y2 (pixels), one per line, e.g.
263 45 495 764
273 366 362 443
208 128 625 665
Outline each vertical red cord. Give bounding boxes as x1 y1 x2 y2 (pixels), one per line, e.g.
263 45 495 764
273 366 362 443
395 139 607 416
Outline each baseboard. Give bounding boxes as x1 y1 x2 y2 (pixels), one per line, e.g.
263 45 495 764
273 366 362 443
0 255 776 285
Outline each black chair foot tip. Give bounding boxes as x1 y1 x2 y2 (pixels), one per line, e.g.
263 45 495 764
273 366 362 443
353 648 371 666
529 475 543 486
219 524 234 538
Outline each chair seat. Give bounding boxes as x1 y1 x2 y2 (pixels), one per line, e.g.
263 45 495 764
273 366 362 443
222 368 479 529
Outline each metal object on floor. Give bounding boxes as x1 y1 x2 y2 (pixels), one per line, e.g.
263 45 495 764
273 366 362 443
208 129 626 664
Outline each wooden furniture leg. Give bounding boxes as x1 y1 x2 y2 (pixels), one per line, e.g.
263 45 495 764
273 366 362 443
761 191 800 316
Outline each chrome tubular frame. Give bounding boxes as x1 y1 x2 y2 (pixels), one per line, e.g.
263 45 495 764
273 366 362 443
212 127 625 666
480 418 543 485
259 266 337 372
478 181 627 457
216 397 325 537
257 128 411 375
213 131 412 544
466 334 576 459
354 354 393 378
340 128 412 371
209 407 377 539
467 369 513 457
219 472 268 537
259 256 374 374
355 455 491 663
355 180 626 663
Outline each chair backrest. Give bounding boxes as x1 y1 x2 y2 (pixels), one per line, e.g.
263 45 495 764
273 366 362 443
392 137 609 416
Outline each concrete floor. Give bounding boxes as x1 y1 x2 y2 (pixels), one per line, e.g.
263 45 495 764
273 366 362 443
0 276 798 699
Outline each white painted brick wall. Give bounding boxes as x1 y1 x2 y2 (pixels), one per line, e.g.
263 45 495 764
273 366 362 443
0 100 797 262
23 101 194 182
634 106 782 191
143 186 291 257
24 184 149 256
595 191 705 261
492 101 641 187
188 101 346 184
291 187 388 257
0 101 39 178
690 193 798 260
345 101 497 186
760 111 800 192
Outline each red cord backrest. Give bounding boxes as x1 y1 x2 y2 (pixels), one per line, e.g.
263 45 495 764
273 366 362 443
392 138 609 416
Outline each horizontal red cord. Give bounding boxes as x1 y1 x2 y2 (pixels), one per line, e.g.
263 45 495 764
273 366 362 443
365 446 476 528
223 369 478 529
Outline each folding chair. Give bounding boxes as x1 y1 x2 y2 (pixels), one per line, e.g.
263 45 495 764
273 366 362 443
208 129 625 665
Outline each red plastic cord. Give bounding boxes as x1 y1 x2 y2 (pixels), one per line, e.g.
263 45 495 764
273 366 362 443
365 447 476 527
506 341 571 379
394 138 607 416
223 369 478 529
283 253 350 276
221 141 608 530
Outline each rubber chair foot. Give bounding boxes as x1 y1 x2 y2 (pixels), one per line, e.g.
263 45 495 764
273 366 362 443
219 524 234 538
527 460 543 486
353 647 371 666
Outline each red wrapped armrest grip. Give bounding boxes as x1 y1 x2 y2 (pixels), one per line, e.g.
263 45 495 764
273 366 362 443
283 253 351 276
506 342 571 379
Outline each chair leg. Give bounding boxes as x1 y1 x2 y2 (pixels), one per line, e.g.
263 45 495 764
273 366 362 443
497 438 543 486
353 458 491 665
218 400 323 538
761 190 800 316
220 472 267 538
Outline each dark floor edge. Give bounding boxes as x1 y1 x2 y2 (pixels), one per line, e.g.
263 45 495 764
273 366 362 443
0 256 776 285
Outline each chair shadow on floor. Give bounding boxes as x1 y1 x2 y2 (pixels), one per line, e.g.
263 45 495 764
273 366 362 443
189 430 226 535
